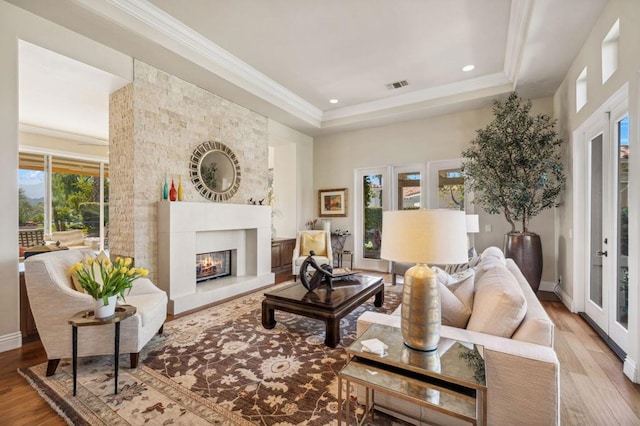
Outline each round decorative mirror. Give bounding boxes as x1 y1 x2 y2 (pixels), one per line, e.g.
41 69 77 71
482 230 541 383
189 141 241 201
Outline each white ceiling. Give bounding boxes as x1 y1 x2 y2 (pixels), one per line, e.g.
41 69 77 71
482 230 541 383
19 41 129 142
12 0 608 140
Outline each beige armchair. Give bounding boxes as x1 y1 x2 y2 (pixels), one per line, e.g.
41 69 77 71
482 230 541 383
292 230 333 279
24 250 167 376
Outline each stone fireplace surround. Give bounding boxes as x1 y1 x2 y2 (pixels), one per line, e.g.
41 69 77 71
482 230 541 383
158 201 274 314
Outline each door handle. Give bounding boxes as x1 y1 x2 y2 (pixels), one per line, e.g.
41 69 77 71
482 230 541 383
596 250 608 257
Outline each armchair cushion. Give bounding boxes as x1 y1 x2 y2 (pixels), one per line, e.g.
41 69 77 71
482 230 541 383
300 232 327 256
292 230 333 276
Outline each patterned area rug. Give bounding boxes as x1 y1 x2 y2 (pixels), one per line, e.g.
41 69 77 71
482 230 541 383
20 280 404 425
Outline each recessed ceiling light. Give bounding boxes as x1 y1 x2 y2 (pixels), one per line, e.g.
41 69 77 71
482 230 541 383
462 65 475 72
329 99 339 104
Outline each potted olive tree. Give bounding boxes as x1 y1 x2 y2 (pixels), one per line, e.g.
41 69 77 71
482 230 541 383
462 92 566 292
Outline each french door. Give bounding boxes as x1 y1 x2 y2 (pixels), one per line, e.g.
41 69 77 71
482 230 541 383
584 106 629 352
354 165 425 271
354 167 390 271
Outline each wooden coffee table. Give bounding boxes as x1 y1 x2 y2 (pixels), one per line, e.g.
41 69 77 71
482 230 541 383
261 274 384 347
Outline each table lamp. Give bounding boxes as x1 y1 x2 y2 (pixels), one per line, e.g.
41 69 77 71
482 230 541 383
381 209 468 351
466 214 480 256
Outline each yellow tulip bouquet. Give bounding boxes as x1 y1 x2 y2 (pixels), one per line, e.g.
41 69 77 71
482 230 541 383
70 256 149 305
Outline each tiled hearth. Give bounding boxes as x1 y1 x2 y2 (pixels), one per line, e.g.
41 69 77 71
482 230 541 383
157 201 274 314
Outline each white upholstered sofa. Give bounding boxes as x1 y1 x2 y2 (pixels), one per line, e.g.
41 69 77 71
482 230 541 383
357 247 560 425
24 249 167 376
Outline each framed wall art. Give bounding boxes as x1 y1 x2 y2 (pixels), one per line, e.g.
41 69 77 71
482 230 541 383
318 188 348 217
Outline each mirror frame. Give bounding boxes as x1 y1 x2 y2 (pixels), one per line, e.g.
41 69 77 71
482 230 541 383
189 141 241 202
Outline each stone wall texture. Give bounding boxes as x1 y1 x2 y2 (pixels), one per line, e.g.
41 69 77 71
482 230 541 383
109 61 269 279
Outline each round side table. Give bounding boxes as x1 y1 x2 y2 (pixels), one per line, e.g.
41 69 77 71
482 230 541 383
68 304 136 396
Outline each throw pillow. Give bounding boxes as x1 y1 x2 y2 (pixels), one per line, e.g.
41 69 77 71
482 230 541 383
444 255 481 274
439 272 475 328
301 232 327 256
432 266 475 328
480 246 506 262
71 250 109 293
432 266 474 286
473 248 506 283
466 265 527 338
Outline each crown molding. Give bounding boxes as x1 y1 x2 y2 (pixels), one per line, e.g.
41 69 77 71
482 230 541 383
75 0 323 127
19 124 109 145
322 72 511 122
504 0 534 84
71 0 529 131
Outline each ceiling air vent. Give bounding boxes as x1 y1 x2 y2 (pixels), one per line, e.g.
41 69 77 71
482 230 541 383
386 80 409 90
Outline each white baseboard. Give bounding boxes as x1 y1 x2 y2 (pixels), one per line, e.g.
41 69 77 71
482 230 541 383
0 332 22 353
624 357 639 383
539 280 556 292
555 286 574 312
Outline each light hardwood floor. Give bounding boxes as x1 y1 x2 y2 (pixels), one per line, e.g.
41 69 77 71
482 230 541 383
1 294 639 425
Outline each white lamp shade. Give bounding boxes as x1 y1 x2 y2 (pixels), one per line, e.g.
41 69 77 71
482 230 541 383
466 214 480 233
381 209 469 265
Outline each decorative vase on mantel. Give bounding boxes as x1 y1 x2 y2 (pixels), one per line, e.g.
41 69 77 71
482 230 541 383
177 176 184 201
163 174 169 200
169 180 177 201
94 295 118 319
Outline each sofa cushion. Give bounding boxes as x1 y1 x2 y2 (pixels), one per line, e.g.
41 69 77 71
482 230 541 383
467 265 527 338
300 232 327 256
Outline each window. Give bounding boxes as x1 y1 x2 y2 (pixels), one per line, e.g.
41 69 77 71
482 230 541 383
576 67 588 112
602 19 620 84
18 151 109 249
396 171 421 210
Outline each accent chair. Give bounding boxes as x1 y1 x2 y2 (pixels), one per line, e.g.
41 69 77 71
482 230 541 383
292 230 333 280
24 249 167 376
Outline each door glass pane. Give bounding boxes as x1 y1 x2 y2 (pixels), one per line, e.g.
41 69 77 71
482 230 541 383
437 167 464 210
616 116 629 327
397 171 421 210
363 174 383 259
590 134 603 308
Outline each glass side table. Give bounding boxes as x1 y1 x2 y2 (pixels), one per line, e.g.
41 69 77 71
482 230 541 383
338 323 487 425
68 304 136 396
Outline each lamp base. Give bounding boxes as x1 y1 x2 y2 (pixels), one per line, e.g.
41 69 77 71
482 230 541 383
401 263 440 351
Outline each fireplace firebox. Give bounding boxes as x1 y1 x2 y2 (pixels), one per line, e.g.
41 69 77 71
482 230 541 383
196 250 232 282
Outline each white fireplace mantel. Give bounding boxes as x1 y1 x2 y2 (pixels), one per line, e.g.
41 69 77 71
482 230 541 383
157 201 274 314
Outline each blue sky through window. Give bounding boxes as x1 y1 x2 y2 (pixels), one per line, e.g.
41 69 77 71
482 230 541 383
19 169 45 199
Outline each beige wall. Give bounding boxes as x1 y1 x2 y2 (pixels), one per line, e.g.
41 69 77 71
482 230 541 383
314 98 558 283
553 0 640 379
268 118 315 235
109 60 270 281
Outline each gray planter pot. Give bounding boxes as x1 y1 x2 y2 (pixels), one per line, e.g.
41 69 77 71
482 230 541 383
503 232 543 293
